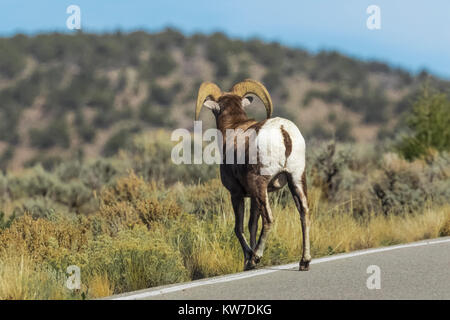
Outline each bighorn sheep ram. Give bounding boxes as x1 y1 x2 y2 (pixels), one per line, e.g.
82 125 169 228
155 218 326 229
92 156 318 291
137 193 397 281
195 79 311 271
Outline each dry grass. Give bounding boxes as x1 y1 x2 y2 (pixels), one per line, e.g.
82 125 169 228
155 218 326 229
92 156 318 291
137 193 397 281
0 175 448 300
87 274 114 298
0 254 68 300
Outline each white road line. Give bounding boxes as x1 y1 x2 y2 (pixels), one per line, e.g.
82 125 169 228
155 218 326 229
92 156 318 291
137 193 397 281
111 237 450 300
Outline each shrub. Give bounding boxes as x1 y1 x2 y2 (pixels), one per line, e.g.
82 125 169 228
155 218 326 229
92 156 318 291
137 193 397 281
396 87 450 160
361 85 389 123
0 214 90 266
0 41 25 78
10 197 62 219
246 39 284 68
24 155 63 171
0 146 14 171
140 103 173 126
7 165 59 200
0 104 21 143
373 152 450 214
78 123 96 143
309 141 352 200
148 52 177 77
0 172 7 198
262 69 282 92
98 173 182 235
80 158 125 190
308 122 333 140
2 160 115 214
302 84 388 123
334 120 355 142
1 76 40 107
180 179 228 217
3 165 95 215
93 108 131 128
88 89 115 111
29 120 71 149
148 82 173 106
52 180 93 210
125 132 217 185
0 212 15 230
54 160 82 181
102 126 140 157
81 226 189 292
206 33 230 78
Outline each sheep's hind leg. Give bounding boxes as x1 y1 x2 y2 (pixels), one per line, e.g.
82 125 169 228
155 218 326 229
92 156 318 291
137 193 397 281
287 171 311 271
231 195 254 270
249 197 260 250
250 190 274 268
245 198 261 270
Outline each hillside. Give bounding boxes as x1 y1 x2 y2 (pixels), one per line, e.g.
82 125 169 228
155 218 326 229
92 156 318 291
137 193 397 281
0 28 448 171
1 29 450 300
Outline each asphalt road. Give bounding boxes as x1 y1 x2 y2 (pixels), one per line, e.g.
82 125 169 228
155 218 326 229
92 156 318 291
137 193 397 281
110 237 450 300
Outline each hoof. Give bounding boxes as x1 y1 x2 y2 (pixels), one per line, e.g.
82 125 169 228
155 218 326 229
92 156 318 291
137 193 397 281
244 255 261 271
244 261 257 271
299 260 310 271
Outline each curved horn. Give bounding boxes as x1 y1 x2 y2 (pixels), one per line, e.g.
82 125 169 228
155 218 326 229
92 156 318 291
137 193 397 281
231 79 273 118
195 82 222 120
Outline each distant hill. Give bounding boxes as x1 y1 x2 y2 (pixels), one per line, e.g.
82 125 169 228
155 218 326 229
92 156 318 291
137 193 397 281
0 28 448 171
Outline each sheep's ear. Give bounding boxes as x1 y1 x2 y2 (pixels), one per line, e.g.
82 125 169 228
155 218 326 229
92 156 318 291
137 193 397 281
203 100 220 112
241 96 253 107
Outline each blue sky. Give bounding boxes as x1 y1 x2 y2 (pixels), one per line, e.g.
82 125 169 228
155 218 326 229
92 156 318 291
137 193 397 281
1 0 449 79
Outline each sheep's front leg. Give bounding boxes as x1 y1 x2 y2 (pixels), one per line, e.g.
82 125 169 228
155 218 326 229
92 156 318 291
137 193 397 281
231 195 253 270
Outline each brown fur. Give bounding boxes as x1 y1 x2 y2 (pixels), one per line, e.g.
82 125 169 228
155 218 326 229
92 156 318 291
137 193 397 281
248 119 268 132
301 170 308 198
216 95 256 133
214 94 286 197
204 90 310 271
280 125 292 159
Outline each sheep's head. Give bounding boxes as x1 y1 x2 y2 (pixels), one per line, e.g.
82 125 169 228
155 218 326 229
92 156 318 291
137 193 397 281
195 79 273 121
